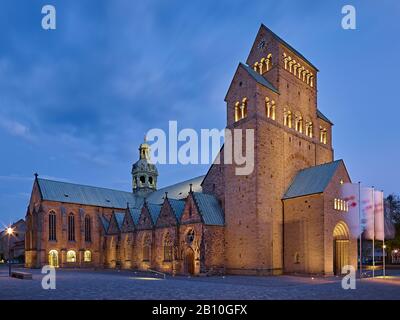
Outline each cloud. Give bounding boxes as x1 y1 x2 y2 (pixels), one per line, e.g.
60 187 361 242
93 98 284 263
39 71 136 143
0 118 32 140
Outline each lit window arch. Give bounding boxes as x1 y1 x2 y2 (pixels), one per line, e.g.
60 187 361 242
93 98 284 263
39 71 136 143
84 250 92 262
234 102 240 122
320 127 327 144
67 250 76 263
48 250 59 267
305 120 313 138
295 112 303 133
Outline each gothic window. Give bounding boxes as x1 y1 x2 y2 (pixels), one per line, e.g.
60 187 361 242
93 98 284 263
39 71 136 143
186 229 195 245
163 233 173 262
84 250 92 262
320 127 327 144
67 250 76 263
142 234 151 262
68 213 75 242
48 211 57 241
84 215 91 242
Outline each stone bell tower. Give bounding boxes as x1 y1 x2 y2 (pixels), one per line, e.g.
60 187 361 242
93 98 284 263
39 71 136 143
131 138 158 196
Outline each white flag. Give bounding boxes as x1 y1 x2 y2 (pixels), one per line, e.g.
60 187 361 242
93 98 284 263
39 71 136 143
374 190 385 241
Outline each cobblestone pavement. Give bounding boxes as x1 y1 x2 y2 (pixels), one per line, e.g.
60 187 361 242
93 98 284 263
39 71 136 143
0 265 400 300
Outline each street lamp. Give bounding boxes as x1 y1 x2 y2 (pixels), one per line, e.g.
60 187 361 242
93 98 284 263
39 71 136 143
6 227 14 277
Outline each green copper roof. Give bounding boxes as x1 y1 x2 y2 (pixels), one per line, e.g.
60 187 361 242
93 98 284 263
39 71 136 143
146 175 204 204
37 178 140 209
168 198 185 220
283 160 343 200
240 63 279 94
147 203 162 224
193 192 224 226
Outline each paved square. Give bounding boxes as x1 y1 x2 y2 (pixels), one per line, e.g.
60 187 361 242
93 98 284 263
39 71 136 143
0 265 399 300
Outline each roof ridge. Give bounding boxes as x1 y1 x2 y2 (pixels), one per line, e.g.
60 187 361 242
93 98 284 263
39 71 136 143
37 177 132 194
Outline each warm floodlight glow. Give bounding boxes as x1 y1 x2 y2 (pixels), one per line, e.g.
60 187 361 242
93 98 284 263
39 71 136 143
6 227 14 235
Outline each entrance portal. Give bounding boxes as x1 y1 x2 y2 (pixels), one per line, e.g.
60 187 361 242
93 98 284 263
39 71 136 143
185 248 195 275
333 221 350 275
48 250 59 267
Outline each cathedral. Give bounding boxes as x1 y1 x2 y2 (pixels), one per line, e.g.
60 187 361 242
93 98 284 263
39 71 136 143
25 24 358 276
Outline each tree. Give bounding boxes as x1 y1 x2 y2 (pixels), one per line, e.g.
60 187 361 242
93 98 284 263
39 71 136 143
384 194 400 261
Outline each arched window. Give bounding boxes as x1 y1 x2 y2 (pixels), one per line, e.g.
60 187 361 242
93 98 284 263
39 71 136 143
68 213 75 242
265 98 276 120
266 53 272 71
48 211 57 241
163 233 173 262
253 62 259 72
186 229 195 245
320 127 327 144
84 215 91 242
283 109 288 127
295 113 303 133
310 75 314 87
142 234 151 262
283 53 288 70
84 250 92 262
66 250 76 263
305 121 313 138
241 98 248 119
234 102 240 122
48 250 59 267
285 111 292 128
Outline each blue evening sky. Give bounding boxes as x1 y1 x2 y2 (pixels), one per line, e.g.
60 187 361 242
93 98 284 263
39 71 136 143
0 0 399 224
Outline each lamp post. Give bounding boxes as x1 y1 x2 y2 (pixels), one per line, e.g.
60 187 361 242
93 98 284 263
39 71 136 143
6 227 14 277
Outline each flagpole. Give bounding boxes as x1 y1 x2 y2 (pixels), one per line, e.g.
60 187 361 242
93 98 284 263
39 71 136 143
372 186 375 278
358 182 362 279
382 190 386 278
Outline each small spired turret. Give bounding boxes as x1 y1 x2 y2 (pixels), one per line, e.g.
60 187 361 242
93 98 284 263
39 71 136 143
131 138 158 196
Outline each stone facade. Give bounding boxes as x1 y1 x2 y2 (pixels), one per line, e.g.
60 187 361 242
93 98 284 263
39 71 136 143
25 24 357 276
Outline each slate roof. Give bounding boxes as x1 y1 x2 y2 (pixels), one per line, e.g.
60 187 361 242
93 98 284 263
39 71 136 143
147 203 162 224
114 212 125 229
317 109 333 125
283 160 343 200
100 216 110 232
37 178 139 209
168 199 185 220
129 207 142 225
261 24 319 71
240 63 279 94
146 176 204 204
192 192 224 226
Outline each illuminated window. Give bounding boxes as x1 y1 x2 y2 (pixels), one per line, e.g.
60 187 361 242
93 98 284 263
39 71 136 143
334 198 348 212
48 211 57 241
320 127 327 144
68 213 75 241
234 98 248 122
84 250 92 262
48 250 59 267
295 113 303 133
265 97 275 120
67 250 76 263
305 121 313 138
163 233 173 262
